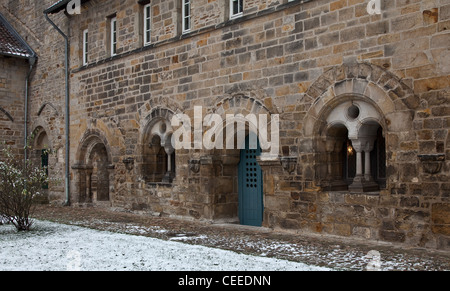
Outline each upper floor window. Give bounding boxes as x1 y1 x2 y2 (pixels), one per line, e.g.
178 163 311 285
143 4 151 45
182 0 191 34
82 29 88 66
230 0 243 19
110 17 117 56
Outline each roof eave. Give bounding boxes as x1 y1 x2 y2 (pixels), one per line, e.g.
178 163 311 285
44 0 70 14
0 51 33 59
44 0 91 14
0 13 37 60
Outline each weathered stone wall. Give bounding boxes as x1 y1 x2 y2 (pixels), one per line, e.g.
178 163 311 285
65 0 450 249
0 56 28 157
4 0 447 249
0 0 68 201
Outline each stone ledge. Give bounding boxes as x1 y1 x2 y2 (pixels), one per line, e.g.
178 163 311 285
418 153 445 162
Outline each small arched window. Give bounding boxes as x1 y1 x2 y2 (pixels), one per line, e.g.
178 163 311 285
33 128 50 190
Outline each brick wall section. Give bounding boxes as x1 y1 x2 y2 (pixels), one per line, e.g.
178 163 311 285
2 0 447 249
0 0 68 199
62 0 450 249
0 56 27 157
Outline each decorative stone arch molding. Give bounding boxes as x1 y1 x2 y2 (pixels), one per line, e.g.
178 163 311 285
29 125 52 200
301 62 418 192
32 103 63 153
75 129 113 165
0 106 14 122
137 96 183 128
37 102 59 117
30 125 53 166
30 116 64 148
303 62 417 139
195 94 281 223
29 120 66 202
213 94 279 159
31 125 52 149
214 94 273 118
30 123 60 161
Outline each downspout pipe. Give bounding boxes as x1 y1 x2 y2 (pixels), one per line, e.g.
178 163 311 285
44 12 70 206
24 56 37 165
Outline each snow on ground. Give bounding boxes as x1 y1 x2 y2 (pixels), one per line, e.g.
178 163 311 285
0 220 331 271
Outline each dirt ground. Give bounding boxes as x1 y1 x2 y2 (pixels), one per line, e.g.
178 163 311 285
32 205 449 271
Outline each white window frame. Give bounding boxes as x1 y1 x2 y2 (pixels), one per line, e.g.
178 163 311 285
182 0 191 34
111 17 117 56
82 29 88 66
230 0 243 19
143 4 152 45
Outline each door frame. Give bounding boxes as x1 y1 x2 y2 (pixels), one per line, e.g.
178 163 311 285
238 135 264 227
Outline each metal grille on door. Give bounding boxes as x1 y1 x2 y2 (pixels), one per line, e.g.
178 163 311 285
245 150 258 189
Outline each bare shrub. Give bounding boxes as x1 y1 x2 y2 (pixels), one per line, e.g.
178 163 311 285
0 145 48 231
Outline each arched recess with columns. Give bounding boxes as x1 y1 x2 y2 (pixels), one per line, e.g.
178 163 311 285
203 93 277 223
301 62 418 193
73 130 114 206
138 107 176 184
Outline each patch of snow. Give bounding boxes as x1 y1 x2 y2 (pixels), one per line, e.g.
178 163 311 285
169 234 209 241
0 220 331 271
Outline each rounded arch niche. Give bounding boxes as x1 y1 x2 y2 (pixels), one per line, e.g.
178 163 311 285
317 97 387 192
139 107 176 184
31 126 52 194
74 131 114 205
301 62 417 192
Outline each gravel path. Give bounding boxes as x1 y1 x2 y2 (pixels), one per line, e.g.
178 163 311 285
31 205 450 271
0 220 330 271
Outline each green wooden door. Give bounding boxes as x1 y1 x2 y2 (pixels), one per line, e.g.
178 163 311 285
238 136 263 227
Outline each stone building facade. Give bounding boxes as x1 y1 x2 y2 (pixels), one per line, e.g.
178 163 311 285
0 12 32 157
1 0 449 250
1 0 67 201
0 55 27 156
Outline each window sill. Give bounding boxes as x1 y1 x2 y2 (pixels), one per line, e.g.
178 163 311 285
230 13 243 20
145 181 173 188
328 190 381 196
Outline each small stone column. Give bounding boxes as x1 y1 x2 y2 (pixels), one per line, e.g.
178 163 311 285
331 139 348 190
71 165 86 204
362 139 379 191
85 167 93 203
356 148 363 179
162 141 175 183
349 138 379 192
349 139 364 191
364 142 374 182
325 140 336 182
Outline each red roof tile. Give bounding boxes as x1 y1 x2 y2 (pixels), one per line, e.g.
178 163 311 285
0 12 35 58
